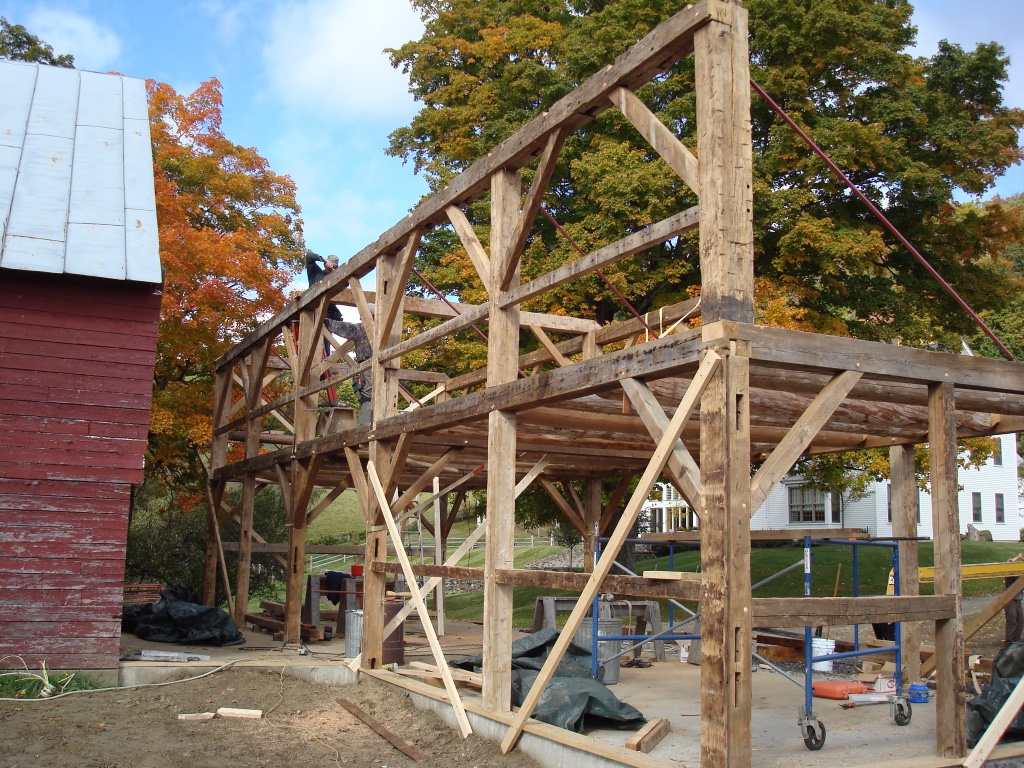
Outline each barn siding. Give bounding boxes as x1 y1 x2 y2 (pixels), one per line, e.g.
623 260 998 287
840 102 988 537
0 271 160 669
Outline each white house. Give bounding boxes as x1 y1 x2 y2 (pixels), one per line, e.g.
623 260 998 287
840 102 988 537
643 433 1020 541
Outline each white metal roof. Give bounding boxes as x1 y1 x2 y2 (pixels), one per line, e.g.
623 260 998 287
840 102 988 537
0 60 160 283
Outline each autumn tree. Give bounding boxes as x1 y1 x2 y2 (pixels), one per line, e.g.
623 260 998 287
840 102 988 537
147 79 303 504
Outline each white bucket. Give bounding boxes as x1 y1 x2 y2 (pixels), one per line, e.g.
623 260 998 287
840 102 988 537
811 637 836 672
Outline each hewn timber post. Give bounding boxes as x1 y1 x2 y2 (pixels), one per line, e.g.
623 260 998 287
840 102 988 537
202 367 233 605
929 382 967 757
434 479 447 636
362 248 406 669
890 444 922 687
234 340 271 623
483 168 521 712
284 307 321 641
584 478 602 573
695 1 754 766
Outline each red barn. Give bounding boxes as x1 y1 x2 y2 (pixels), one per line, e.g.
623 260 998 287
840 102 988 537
0 61 162 671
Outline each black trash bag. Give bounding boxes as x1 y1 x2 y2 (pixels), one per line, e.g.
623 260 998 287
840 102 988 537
123 591 245 647
511 669 647 733
967 641 1024 747
451 628 646 733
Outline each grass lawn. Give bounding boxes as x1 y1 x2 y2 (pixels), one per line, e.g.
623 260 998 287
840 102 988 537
442 539 1024 626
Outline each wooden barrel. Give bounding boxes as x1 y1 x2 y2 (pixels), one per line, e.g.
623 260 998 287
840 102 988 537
382 600 405 665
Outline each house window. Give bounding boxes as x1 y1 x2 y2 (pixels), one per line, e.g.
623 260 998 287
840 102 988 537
830 492 842 524
993 438 1003 466
972 492 983 523
996 494 1005 524
789 485 826 523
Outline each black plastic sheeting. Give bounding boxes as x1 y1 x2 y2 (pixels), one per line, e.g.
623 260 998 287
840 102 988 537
967 641 1024 747
451 628 646 733
122 583 245 647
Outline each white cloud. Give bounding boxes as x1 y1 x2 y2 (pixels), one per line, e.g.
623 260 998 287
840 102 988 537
198 0 247 45
261 0 423 123
25 8 121 72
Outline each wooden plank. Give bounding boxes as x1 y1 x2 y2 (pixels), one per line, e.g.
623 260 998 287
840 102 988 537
611 85 699 194
530 326 573 367
501 206 699 309
336 696 429 762
751 595 957 627
930 382 967 758
367 461 473 737
379 301 490 364
625 717 672 753
963 675 1024 768
215 0 718 370
540 478 587 535
749 370 862 514
347 277 377 340
500 348 720 753
642 571 686 581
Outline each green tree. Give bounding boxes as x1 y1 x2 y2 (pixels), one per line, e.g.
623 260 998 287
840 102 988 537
388 0 1023 346
0 17 74 67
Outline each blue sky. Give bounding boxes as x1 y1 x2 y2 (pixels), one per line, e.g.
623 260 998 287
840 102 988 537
1 0 1022 272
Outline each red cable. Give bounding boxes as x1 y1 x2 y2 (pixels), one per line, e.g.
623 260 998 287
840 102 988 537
750 78 1013 360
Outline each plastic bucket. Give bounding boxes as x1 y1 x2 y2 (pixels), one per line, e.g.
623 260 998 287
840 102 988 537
574 618 624 685
811 637 836 672
345 609 363 658
908 683 929 703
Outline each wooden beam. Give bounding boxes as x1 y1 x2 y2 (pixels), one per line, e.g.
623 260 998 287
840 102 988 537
367 461 473 737
391 448 461 515
599 475 635 534
483 168 521 714
611 86 699 194
376 229 422 345
336 696 429 763
891 443 921 687
502 128 568 292
500 348 720 753
347 277 377 340
530 326 573 367
749 370 862 514
306 479 351 527
447 205 492 293
751 595 957 627
929 381 967 758
540 477 588 535
514 455 550 498
621 377 702 509
500 206 699 309
584 477 601 573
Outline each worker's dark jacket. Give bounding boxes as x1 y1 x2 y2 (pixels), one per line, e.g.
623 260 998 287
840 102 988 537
305 251 342 321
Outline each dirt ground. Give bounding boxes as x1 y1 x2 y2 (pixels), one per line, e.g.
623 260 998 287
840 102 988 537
0 667 540 768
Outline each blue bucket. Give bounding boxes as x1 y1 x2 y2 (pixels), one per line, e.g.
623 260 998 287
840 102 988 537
908 683 929 703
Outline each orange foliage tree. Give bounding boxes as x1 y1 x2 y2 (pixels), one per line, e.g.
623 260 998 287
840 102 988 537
147 78 303 507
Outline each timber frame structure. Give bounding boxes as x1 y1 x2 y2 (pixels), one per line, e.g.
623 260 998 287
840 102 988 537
207 2 1024 765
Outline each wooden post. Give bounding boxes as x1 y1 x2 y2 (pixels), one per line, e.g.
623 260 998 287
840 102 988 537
483 168 521 712
929 382 967 757
234 341 270 623
890 444 921 686
362 243 408 669
584 478 601 573
433 478 446 636
284 308 321 641
203 368 234 606
695 2 754 766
